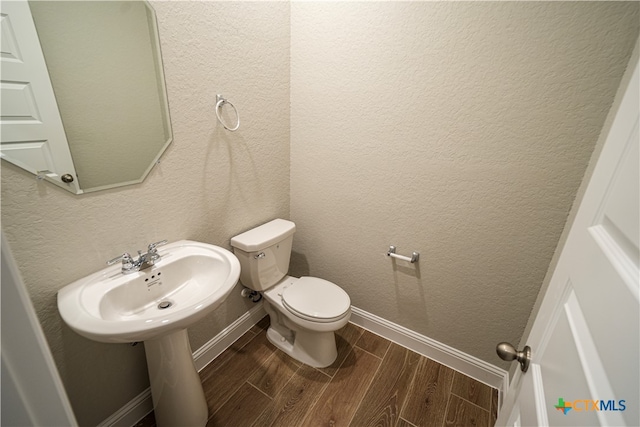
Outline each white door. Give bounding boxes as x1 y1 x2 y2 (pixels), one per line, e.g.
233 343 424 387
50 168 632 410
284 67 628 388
496 53 639 426
1 233 78 426
0 0 80 193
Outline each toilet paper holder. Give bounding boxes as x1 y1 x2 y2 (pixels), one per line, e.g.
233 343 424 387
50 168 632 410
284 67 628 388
387 245 420 263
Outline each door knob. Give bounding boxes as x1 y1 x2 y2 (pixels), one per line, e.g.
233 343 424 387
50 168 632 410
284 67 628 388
496 342 531 372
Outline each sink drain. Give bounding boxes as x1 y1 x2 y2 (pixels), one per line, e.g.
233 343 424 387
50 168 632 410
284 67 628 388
157 301 173 310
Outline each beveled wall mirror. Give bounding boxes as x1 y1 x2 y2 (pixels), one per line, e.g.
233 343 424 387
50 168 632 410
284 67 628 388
0 1 172 194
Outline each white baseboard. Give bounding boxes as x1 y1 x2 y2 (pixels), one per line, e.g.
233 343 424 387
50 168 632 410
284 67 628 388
100 304 266 427
349 307 509 396
192 303 267 371
102 303 507 426
97 388 152 427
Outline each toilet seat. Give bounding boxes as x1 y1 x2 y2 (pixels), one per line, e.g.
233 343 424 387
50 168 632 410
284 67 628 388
281 277 350 323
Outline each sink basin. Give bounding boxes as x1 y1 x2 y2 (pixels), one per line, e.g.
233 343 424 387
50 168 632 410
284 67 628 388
58 240 240 343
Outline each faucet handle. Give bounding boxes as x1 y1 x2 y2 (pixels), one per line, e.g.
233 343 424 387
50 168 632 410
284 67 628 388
147 240 167 251
147 240 168 260
107 252 133 265
107 252 135 272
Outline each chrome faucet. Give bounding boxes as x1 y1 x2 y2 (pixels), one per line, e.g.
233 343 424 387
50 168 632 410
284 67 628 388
107 240 168 274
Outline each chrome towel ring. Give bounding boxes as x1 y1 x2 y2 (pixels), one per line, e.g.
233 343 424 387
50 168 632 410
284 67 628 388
215 94 240 131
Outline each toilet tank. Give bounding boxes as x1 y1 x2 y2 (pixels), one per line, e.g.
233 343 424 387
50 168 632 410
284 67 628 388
230 219 296 291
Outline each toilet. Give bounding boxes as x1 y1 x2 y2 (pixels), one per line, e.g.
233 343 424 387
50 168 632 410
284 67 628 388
230 218 351 368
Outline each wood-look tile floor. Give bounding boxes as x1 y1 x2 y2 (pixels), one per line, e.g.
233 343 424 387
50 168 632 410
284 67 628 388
137 317 498 427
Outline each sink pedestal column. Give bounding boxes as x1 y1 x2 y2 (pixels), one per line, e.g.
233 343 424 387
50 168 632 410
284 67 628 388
144 329 208 427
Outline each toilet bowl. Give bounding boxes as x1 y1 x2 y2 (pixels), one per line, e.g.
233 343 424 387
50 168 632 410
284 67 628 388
230 219 351 367
262 276 350 367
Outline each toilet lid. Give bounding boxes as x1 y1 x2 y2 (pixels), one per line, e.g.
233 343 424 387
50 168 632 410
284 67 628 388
281 277 350 321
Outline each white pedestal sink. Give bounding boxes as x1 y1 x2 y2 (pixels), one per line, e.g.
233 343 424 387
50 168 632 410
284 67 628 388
57 240 241 427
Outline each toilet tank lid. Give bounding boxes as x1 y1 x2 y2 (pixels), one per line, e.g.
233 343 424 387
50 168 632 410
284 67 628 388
230 218 296 252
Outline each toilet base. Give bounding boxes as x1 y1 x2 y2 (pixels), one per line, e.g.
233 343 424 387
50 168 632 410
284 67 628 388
266 326 337 368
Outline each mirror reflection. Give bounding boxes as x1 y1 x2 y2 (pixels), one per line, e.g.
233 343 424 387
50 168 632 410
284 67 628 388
30 0 172 193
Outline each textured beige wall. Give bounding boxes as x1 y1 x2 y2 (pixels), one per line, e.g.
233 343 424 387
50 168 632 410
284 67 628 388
289 2 639 368
1 2 290 425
